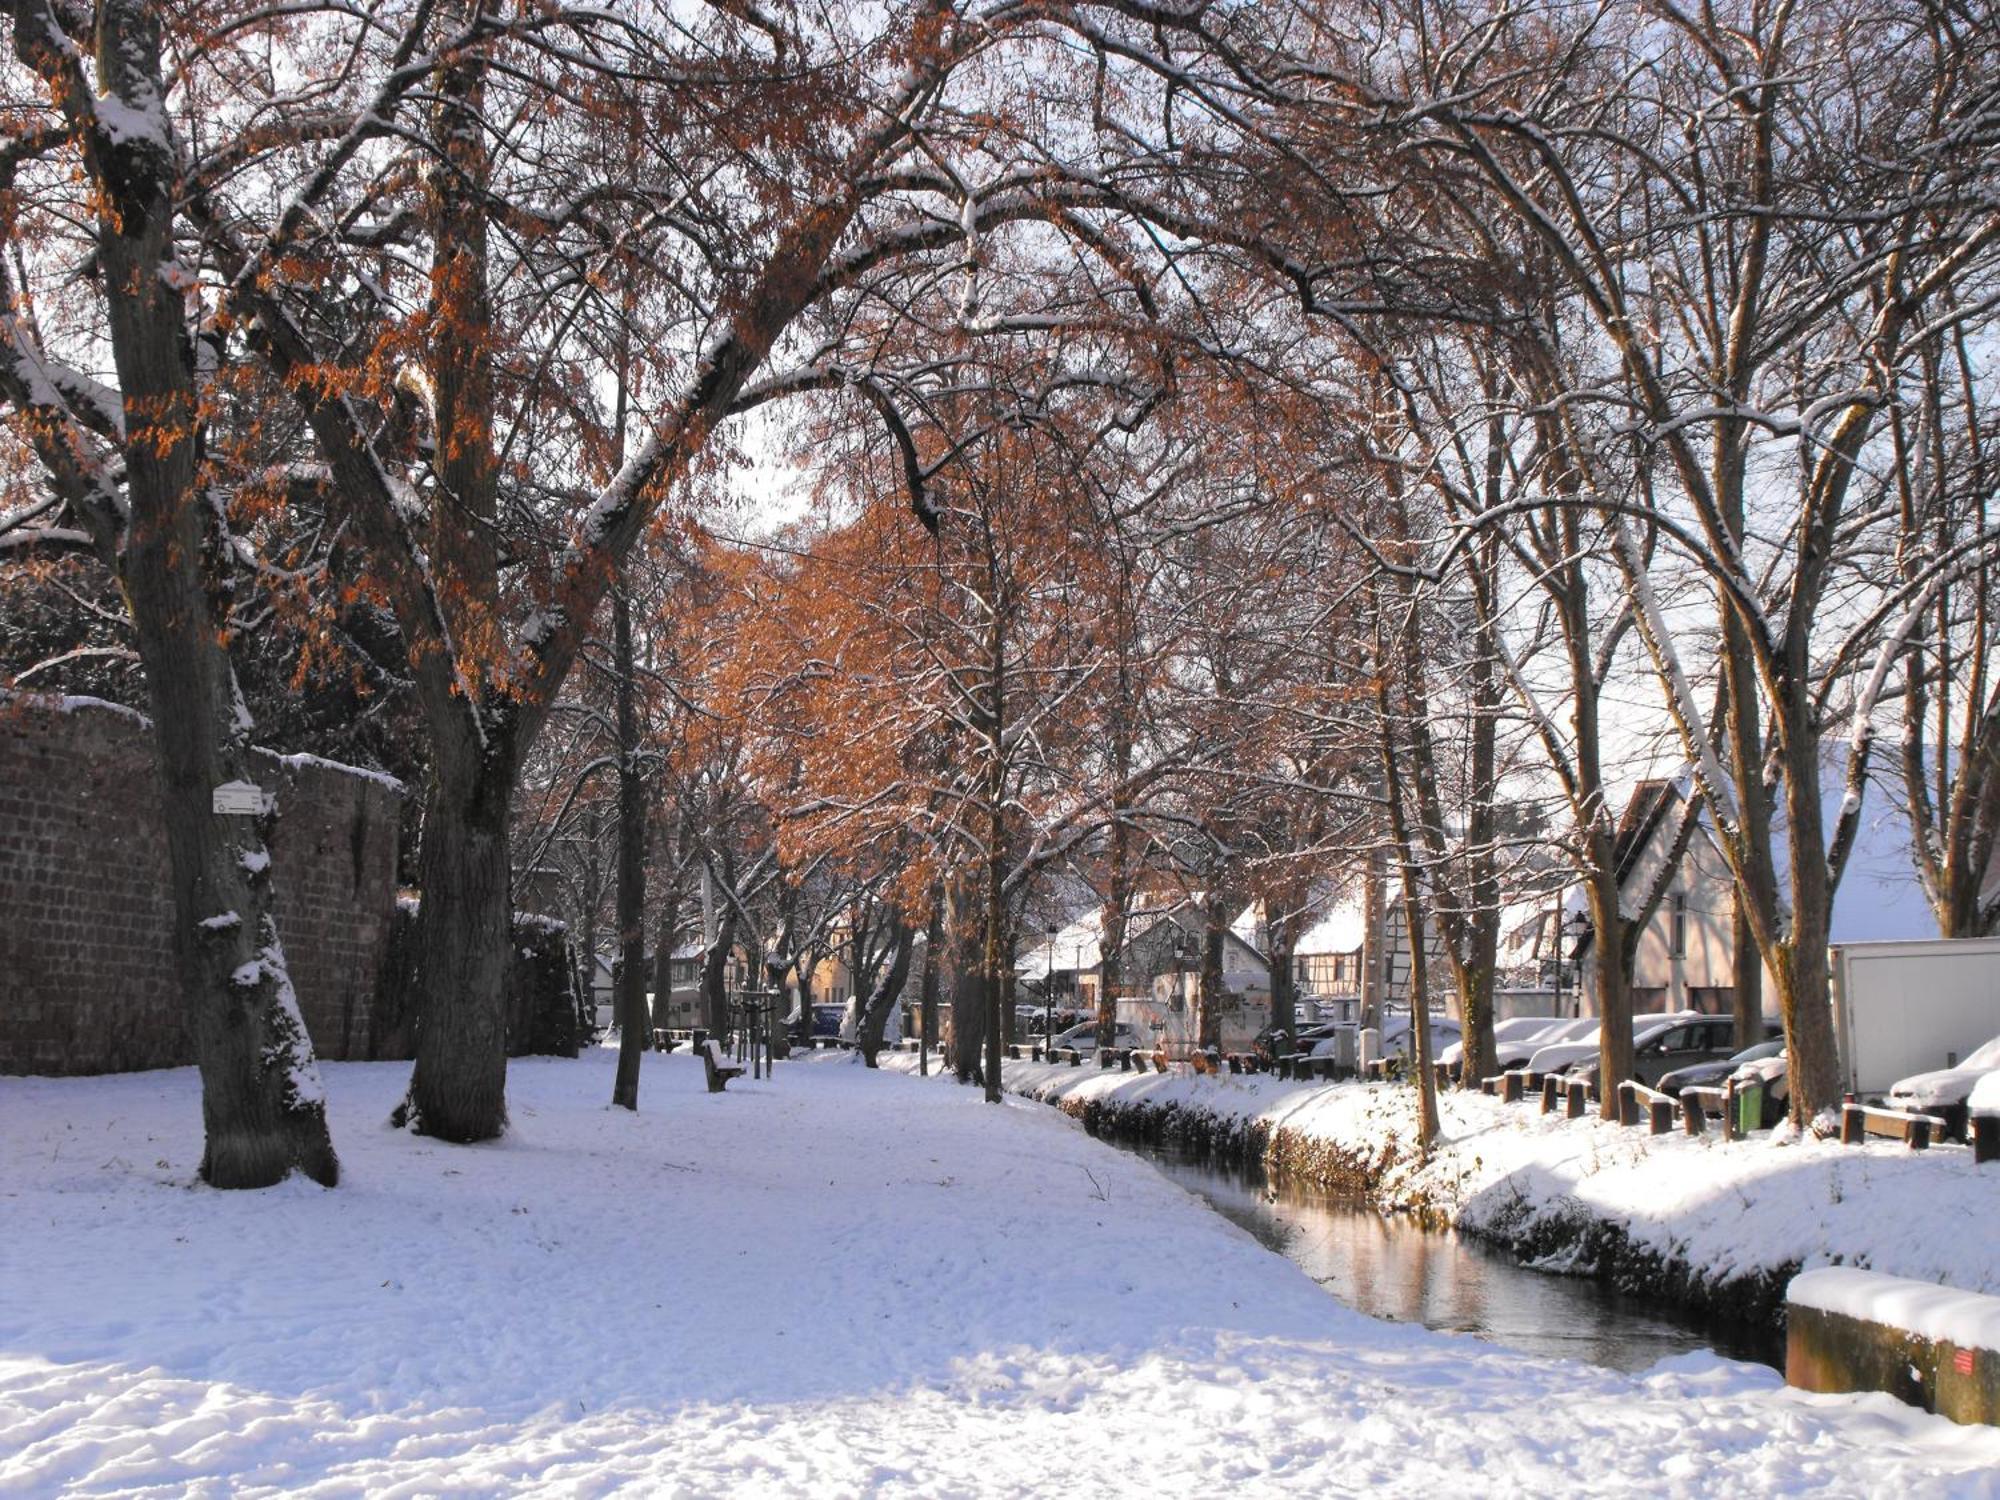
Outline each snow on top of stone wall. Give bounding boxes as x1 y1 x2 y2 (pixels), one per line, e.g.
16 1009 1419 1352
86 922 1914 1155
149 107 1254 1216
1791 1267 2000 1354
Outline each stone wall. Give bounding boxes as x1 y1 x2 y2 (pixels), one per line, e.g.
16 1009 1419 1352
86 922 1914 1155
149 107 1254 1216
0 699 403 1075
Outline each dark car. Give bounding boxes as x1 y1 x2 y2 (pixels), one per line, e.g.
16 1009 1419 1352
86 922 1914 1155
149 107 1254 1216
1255 1021 1342 1064
1657 1038 1783 1098
1572 1016 1770 1091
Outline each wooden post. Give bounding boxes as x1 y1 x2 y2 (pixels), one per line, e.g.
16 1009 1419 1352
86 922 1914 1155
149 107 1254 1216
1649 1098 1673 1135
1502 1072 1523 1104
1975 1115 1999 1165
1841 1102 1865 1145
1617 1082 1640 1127
1542 1075 1562 1114
1565 1079 1586 1119
1681 1094 1705 1134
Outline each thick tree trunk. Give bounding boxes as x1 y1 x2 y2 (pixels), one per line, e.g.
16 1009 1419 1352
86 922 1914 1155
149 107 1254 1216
1775 755 1844 1124
1197 893 1226 1053
859 919 915 1066
36 0 340 1187
611 586 647 1110
1267 899 1298 1055
399 750 513 1142
949 881 985 1084
396 16 513 1145
1732 898 1763 1050
702 891 738 1038
1584 854 1634 1120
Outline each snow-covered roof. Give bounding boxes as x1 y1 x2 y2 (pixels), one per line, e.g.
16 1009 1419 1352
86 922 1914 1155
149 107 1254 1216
1016 910 1105 978
1729 753 1938 945
1295 899 1366 956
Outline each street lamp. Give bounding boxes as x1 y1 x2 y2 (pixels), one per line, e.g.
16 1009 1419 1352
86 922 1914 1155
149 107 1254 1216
1562 909 1592 1017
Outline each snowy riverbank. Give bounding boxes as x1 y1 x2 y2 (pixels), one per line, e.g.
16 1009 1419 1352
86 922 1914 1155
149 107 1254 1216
4 1049 1998 1495
885 1052 2000 1333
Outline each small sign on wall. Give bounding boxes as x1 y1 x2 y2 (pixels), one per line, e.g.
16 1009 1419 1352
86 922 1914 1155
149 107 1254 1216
212 780 273 816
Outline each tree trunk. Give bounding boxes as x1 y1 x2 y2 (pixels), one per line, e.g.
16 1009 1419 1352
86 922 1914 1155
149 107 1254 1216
919 897 944 1077
1732 897 1763 1051
702 888 738 1038
1402 891 1441 1152
1775 751 1844 1124
399 746 513 1142
578 805 601 1035
611 585 647 1110
395 15 513 1144
948 879 985 1084
1267 897 1298 1054
40 0 340 1187
859 919 915 1066
1197 893 1226 1053
1584 855 1634 1120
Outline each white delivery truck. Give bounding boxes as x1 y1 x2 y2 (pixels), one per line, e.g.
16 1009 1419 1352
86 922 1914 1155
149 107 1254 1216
1829 937 2000 1099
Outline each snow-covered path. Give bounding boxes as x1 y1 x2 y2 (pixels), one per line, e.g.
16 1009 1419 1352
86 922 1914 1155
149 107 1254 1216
2 1051 1995 1497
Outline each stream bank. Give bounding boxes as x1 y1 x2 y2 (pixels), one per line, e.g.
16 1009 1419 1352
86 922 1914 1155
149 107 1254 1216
1049 1077 1799 1339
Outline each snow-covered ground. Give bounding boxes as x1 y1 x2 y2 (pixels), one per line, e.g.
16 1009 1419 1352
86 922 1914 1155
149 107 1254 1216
902 1055 2000 1302
4 1050 1998 1496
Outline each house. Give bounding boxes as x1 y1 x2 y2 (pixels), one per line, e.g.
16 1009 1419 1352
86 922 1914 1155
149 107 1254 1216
1248 867 1447 1023
1018 896 1272 1048
1564 765 1946 1017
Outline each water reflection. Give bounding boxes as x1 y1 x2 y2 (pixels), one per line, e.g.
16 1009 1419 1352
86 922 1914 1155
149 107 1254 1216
1142 1147 1782 1374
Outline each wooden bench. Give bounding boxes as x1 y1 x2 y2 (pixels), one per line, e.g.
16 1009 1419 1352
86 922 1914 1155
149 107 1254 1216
1840 1102 1948 1151
1563 1076 1589 1118
1616 1079 1677 1135
700 1040 745 1093
1482 1072 1524 1103
1974 1113 1999 1165
1679 1082 1726 1138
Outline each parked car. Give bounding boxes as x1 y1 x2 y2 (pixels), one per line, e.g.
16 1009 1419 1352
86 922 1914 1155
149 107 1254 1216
1312 1013 1462 1063
1572 1016 1773 1092
1968 1068 2000 1125
1885 1032 2000 1138
1526 1011 1702 1078
1438 1016 1563 1072
1499 1017 1594 1068
1657 1038 1783 1098
1048 1020 1150 1055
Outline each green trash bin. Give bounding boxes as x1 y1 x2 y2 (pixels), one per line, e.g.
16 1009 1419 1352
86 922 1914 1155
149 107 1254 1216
1735 1079 1763 1136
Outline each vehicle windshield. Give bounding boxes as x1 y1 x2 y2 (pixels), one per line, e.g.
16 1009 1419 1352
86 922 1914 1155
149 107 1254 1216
1726 1039 1783 1065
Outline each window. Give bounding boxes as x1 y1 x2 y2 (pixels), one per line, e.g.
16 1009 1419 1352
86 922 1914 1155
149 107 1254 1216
1669 895 1687 959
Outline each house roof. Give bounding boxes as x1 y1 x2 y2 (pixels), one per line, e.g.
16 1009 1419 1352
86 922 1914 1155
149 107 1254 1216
1295 897 1367 956
1574 759 1940 950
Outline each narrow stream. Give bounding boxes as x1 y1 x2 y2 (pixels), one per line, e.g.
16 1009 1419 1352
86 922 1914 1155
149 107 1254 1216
1141 1146 1784 1374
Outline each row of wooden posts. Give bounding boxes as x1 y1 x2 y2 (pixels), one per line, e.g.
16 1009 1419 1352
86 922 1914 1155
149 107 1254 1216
1464 1061 1997 1160
899 1035 1996 1161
